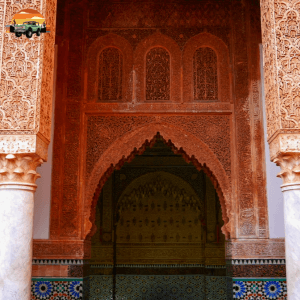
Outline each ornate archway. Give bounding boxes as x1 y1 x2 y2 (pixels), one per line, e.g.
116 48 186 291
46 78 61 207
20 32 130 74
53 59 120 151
84 123 232 241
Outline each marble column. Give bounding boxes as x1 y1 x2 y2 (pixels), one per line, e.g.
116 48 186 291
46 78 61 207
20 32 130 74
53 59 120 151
0 154 43 300
274 153 300 299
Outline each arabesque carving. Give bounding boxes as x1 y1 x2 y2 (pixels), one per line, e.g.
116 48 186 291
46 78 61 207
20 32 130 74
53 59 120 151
193 47 218 101
226 239 285 259
134 33 181 102
261 0 300 140
0 134 48 161
183 32 230 103
86 33 133 102
33 240 91 259
48 1 269 257
146 47 170 101
98 47 123 102
0 153 43 184
0 0 56 151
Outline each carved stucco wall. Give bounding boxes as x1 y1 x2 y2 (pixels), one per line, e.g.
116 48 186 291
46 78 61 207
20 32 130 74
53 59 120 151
0 0 56 159
260 0 300 175
29 0 285 260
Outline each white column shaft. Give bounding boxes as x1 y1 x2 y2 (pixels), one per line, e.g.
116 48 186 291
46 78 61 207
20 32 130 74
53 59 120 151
282 184 300 299
0 185 35 300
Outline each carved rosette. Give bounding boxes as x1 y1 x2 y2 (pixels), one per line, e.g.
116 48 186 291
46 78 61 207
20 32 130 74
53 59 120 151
0 153 43 186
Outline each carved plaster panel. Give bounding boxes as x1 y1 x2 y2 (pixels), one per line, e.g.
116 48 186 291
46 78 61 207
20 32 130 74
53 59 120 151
0 134 48 160
48 1 269 258
261 0 300 140
33 240 91 259
269 133 300 159
0 0 56 147
226 239 285 259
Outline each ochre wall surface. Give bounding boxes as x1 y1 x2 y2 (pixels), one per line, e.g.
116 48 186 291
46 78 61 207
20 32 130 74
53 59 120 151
33 0 278 260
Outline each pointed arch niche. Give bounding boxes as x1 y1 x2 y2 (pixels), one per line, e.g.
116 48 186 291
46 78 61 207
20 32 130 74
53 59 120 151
85 33 133 102
91 168 226 265
84 125 232 243
134 33 181 102
183 32 231 102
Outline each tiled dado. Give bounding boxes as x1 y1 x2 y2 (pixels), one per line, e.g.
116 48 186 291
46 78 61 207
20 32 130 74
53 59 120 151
233 279 287 299
89 275 233 299
229 259 287 299
31 278 83 300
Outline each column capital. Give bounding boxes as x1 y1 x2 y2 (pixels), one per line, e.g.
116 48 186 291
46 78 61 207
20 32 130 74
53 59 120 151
273 153 300 186
0 153 43 186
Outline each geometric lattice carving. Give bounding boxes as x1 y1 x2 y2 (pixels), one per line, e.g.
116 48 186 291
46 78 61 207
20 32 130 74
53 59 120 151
146 47 170 101
98 47 123 101
193 47 218 101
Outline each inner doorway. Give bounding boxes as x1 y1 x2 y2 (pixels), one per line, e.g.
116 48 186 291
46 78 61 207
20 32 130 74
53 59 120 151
89 135 231 299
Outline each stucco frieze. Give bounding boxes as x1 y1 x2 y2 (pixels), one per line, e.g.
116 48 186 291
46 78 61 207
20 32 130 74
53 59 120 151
0 134 48 160
226 239 285 259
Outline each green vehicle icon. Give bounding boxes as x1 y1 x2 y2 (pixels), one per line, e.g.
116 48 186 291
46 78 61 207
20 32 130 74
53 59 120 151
14 21 42 38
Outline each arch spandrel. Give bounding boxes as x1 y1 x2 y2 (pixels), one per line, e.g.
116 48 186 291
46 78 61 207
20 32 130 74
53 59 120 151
84 123 232 241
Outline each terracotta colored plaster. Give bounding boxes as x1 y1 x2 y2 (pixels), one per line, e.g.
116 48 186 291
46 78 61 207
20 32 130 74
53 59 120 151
46 1 271 260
